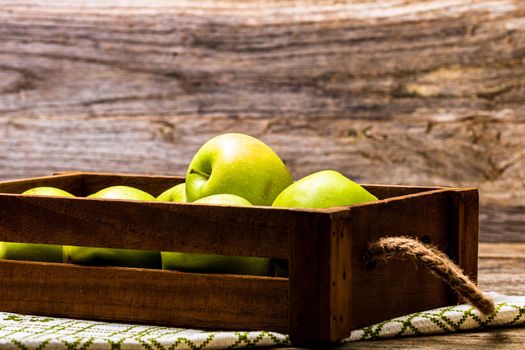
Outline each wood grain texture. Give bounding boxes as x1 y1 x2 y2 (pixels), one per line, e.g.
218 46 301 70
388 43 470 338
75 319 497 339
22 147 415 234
331 189 469 331
0 173 300 258
0 260 289 331
449 189 479 284
279 243 525 349
81 172 185 197
478 243 525 295
0 173 480 344
328 208 353 341
287 212 331 345
0 0 524 241
0 173 84 195
0 173 447 260
0 193 297 259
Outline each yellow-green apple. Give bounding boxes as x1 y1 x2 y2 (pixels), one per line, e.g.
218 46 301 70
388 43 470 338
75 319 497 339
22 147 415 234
0 187 75 263
63 186 160 268
22 187 74 197
193 193 251 206
271 170 377 276
185 133 293 205
0 242 64 262
157 183 186 202
161 193 272 276
272 170 378 208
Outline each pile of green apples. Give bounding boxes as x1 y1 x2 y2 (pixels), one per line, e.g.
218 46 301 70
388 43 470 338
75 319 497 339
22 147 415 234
1 133 378 276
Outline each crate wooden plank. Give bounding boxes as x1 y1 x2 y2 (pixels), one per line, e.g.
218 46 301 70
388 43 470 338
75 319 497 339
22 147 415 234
0 172 443 201
0 260 288 331
327 243 525 350
450 189 479 284
81 174 441 199
0 193 293 259
81 172 185 197
0 173 443 260
327 209 353 341
287 212 332 345
329 189 473 332
7 172 184 198
0 173 479 344
0 173 83 196
363 184 445 200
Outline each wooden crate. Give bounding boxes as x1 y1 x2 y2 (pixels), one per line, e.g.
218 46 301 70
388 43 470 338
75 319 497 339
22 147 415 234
0 172 478 345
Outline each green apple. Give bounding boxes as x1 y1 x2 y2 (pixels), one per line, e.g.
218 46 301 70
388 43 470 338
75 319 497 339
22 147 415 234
87 186 156 201
193 193 251 206
157 183 186 202
22 187 74 197
272 170 378 209
271 170 377 277
162 193 271 276
63 245 160 268
185 133 293 205
162 252 272 276
0 242 63 262
63 185 160 268
0 187 74 263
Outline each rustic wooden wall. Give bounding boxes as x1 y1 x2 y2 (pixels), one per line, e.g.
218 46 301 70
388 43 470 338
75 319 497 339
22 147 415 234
0 0 524 241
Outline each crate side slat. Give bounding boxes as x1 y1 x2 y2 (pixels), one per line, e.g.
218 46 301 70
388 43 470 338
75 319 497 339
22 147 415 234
0 173 83 196
288 213 321 345
0 172 445 201
0 195 291 259
450 189 479 284
326 189 459 340
330 189 462 334
81 173 186 197
327 214 353 341
0 260 289 331
287 212 333 345
362 184 446 200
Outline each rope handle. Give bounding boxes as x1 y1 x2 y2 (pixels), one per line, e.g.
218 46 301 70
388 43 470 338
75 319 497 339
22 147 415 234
364 236 495 315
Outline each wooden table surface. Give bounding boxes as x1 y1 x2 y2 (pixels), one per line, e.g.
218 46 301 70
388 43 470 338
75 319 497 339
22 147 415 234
281 242 525 349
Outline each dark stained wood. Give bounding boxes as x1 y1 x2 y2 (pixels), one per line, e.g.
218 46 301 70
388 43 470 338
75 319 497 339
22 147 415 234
0 193 294 259
328 210 353 341
0 171 185 197
0 173 84 196
448 189 479 286
0 173 453 260
446 189 480 306
0 0 524 242
0 173 295 258
287 213 331 345
0 173 483 345
329 188 478 331
81 172 185 197
362 184 444 200
0 260 289 332
281 243 525 349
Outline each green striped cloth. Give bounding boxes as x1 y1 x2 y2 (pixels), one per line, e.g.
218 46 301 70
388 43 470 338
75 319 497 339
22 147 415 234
1 293 523 349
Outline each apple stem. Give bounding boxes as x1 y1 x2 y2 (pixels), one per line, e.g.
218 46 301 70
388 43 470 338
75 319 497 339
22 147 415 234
189 168 210 179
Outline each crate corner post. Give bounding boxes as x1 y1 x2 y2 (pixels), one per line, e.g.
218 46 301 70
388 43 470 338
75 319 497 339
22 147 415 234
449 188 479 285
288 211 348 345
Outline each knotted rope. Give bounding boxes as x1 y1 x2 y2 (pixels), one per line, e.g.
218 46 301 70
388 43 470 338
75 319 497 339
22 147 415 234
365 236 495 315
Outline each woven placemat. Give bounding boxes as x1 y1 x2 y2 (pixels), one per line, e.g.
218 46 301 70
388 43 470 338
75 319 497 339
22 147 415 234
0 293 523 349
